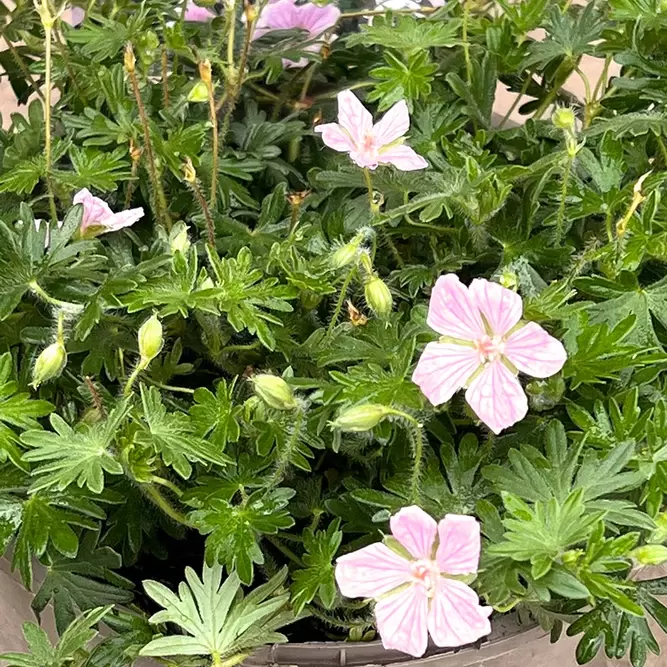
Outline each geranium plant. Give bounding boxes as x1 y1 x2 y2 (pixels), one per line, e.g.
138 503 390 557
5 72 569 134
2 0 667 665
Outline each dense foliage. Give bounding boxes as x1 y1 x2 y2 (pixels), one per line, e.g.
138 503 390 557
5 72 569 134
4 0 667 665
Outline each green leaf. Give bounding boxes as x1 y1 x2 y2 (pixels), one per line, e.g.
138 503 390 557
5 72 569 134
191 488 295 584
140 563 293 663
291 519 342 613
190 380 242 451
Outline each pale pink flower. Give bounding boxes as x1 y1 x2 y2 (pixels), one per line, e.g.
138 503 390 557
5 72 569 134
184 1 215 21
73 189 144 237
314 91 428 171
252 0 340 68
412 274 567 434
336 506 491 657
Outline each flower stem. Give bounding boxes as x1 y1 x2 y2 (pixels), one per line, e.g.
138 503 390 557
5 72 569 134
125 44 171 230
41 17 58 226
161 46 170 107
556 152 574 243
142 483 190 526
151 475 184 497
29 280 82 313
266 407 305 488
407 420 424 505
462 0 472 86
327 267 356 337
84 376 106 418
189 173 216 248
200 60 219 209
265 535 305 567
122 364 143 397
363 168 379 216
498 75 532 129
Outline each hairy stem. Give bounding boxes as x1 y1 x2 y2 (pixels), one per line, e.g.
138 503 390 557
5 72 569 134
42 21 58 225
265 535 305 567
6 39 44 101
126 44 171 230
556 153 574 243
151 475 184 497
189 176 216 248
161 46 169 107
462 0 472 86
401 415 424 504
84 376 106 418
327 267 356 336
122 364 143 397
29 280 81 312
266 408 305 488
142 483 190 526
498 75 532 129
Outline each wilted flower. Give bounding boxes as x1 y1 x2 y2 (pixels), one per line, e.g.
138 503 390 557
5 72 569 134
252 0 340 68
184 1 216 21
315 91 428 171
412 274 567 434
336 506 491 657
73 189 144 238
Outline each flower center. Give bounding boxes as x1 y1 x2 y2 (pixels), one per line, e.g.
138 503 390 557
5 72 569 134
410 559 440 597
475 334 504 362
361 132 376 152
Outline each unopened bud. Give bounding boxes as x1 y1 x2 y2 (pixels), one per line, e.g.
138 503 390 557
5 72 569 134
170 224 191 254
198 59 212 85
124 43 136 73
138 314 163 363
187 80 209 103
631 545 667 566
32 341 67 388
252 374 297 410
330 404 392 432
552 107 576 132
365 276 393 318
330 233 363 270
499 268 518 291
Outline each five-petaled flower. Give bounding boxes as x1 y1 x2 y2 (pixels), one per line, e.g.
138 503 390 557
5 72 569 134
315 90 428 171
335 506 491 657
252 0 340 68
412 274 567 434
74 189 144 238
184 1 216 21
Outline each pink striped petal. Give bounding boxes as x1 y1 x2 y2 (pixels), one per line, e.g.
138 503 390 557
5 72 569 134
465 360 527 435
504 322 567 379
412 342 481 407
427 578 492 648
375 584 429 657
300 3 340 35
426 274 485 341
337 90 373 147
390 506 437 560
469 279 522 338
73 188 114 232
373 100 410 147
335 543 411 599
436 515 480 575
378 144 428 171
314 123 355 152
184 2 215 21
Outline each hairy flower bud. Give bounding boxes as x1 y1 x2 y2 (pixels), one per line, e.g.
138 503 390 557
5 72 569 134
330 404 392 432
187 81 209 103
32 341 67 388
365 276 393 318
552 107 576 131
330 233 363 270
138 314 163 363
253 374 297 410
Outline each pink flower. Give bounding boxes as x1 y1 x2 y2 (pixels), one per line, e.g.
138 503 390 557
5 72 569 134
252 0 340 68
73 189 144 237
184 1 215 21
314 91 428 171
336 506 492 657
412 275 567 434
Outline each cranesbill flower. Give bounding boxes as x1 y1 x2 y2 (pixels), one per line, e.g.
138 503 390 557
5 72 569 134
184 1 216 21
73 189 144 238
412 274 567 434
252 0 340 68
335 506 491 657
315 90 428 171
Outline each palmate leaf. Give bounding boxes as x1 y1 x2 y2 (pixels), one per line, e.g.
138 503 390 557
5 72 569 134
0 606 111 667
32 531 133 634
190 488 295 585
21 404 128 494
140 563 293 663
137 385 232 480
190 379 242 450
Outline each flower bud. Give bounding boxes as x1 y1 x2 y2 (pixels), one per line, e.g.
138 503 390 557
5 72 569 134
330 234 363 270
552 107 576 131
170 224 191 254
631 545 667 566
138 314 163 363
252 374 297 410
124 43 136 73
32 341 67 388
330 404 392 432
187 80 209 103
365 276 393 318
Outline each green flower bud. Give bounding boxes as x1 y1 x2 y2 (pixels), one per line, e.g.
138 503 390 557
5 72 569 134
187 80 209 103
330 404 392 432
330 234 363 270
138 314 163 363
32 341 67 388
365 276 393 318
630 545 667 566
552 107 576 131
170 224 191 254
253 374 297 410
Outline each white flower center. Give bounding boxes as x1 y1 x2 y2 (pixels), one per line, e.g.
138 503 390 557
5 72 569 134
410 559 441 597
475 334 505 362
